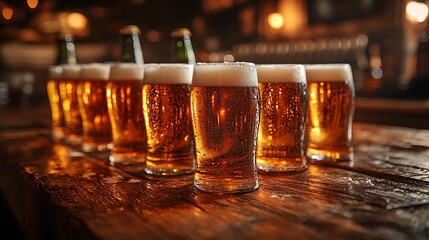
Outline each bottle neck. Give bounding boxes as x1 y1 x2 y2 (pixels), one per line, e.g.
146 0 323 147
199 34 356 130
56 37 77 65
172 35 195 64
121 33 144 64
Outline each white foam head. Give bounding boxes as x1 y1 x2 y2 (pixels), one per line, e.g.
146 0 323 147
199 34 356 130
81 64 110 80
61 65 81 80
144 64 193 85
305 64 353 83
192 62 258 87
48 65 62 79
256 64 306 84
109 63 144 81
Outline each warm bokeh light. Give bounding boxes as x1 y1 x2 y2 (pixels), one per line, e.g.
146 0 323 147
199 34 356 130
280 0 306 37
268 12 284 29
27 0 39 9
2 7 13 20
406 1 429 23
223 54 234 62
146 30 162 43
67 12 88 30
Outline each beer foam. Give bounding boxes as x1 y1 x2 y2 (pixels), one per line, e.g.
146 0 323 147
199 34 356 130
256 64 306 84
81 64 110 80
192 62 258 87
144 64 193 85
48 65 62 79
109 63 144 81
305 64 353 83
61 65 81 80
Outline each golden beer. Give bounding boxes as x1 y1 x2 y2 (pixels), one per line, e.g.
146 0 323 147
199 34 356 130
256 64 308 172
191 62 260 193
59 65 82 144
305 64 355 162
106 64 147 165
47 66 65 140
143 64 194 175
77 64 112 152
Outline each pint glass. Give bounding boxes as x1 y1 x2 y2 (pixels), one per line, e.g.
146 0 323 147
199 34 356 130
143 64 194 175
256 64 308 172
77 64 112 152
305 64 355 162
191 62 260 193
106 63 147 165
59 65 83 145
47 65 65 140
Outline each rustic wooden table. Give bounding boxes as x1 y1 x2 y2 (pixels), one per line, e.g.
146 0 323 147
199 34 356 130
0 105 428 240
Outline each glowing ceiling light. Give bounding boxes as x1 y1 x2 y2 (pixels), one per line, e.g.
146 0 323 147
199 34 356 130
67 12 88 30
2 7 13 20
27 0 38 9
268 12 284 29
406 1 429 23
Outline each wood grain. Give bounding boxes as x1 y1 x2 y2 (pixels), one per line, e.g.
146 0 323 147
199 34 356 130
0 107 428 239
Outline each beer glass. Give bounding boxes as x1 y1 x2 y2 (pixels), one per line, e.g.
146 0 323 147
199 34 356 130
47 65 65 140
77 64 112 152
256 64 308 172
305 64 355 163
59 65 83 145
143 64 195 175
191 62 260 193
106 63 147 165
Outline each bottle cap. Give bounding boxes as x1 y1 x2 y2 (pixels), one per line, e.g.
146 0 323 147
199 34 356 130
120 25 141 35
171 28 192 37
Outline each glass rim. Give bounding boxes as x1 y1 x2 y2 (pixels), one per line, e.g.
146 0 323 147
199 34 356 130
256 64 306 84
81 64 111 80
192 62 258 87
61 64 81 80
144 63 194 69
109 63 144 81
144 63 193 85
305 63 353 83
195 61 255 67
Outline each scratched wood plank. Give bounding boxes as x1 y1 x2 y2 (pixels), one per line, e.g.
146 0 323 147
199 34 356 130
1 128 429 240
330 124 429 183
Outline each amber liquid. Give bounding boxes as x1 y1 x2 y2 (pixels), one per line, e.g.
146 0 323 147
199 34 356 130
106 80 147 165
77 80 112 152
257 82 307 172
59 80 82 144
143 84 194 175
47 79 65 140
306 81 354 162
191 86 260 193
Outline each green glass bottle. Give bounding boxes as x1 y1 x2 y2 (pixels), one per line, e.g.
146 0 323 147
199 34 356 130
171 28 196 64
120 25 144 64
55 33 77 65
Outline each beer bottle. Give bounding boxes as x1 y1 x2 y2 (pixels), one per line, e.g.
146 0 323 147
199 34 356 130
417 31 429 78
56 33 77 65
120 25 144 64
171 28 196 64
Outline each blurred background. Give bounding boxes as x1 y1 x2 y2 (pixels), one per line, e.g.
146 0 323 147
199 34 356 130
0 0 428 128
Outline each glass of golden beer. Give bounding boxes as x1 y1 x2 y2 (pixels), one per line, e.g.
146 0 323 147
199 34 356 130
106 63 147 165
305 64 355 163
191 62 260 193
59 65 83 145
77 64 112 152
256 64 308 172
143 64 195 175
47 65 65 140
